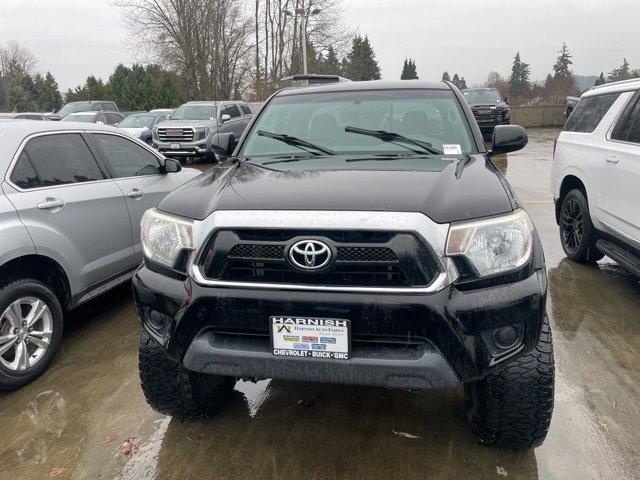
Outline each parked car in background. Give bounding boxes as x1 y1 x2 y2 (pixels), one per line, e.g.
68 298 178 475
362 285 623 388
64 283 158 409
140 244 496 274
564 96 580 119
134 80 553 449
121 111 147 118
247 101 264 113
152 100 252 162
0 122 201 390
0 113 51 121
49 100 120 121
552 78 640 273
149 108 174 116
462 87 510 137
118 112 171 144
61 111 124 126
278 73 351 89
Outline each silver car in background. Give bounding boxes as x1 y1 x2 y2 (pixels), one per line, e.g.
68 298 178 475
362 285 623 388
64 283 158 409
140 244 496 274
0 121 201 390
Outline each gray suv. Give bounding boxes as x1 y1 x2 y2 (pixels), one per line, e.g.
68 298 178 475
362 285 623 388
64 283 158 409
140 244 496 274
0 121 201 390
152 101 252 162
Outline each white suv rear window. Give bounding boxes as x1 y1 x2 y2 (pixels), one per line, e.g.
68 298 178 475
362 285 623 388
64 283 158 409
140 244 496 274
564 93 620 133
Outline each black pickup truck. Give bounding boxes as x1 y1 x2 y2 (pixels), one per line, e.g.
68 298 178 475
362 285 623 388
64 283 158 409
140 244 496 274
133 80 554 449
463 87 511 136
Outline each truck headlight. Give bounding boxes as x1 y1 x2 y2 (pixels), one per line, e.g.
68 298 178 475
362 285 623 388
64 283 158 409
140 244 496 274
446 209 533 277
141 209 193 268
194 127 209 141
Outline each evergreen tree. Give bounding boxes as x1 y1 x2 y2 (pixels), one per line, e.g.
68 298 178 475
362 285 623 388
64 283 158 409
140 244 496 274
553 43 573 79
441 71 451 82
400 58 418 80
324 47 341 75
8 74 38 111
509 52 531 97
594 72 606 86
33 71 62 111
460 77 467 89
608 58 632 82
342 35 381 81
452 73 460 87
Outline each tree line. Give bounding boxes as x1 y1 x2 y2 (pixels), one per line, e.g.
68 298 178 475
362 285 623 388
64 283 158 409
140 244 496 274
1 4 639 114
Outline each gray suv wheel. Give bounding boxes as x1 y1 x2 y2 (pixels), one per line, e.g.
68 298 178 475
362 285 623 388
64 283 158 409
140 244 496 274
0 279 63 391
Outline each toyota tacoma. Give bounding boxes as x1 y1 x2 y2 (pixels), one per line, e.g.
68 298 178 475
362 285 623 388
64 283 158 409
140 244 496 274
134 80 554 449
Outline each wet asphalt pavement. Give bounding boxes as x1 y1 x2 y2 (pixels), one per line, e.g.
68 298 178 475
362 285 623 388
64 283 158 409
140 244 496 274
1 128 639 480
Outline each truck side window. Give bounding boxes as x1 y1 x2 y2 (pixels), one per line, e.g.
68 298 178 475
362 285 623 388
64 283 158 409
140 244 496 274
240 104 252 115
225 104 241 118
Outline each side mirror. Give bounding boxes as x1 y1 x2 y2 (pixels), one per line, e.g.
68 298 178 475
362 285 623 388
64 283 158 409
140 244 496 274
162 158 182 173
220 114 231 123
96 121 105 125
489 125 527 157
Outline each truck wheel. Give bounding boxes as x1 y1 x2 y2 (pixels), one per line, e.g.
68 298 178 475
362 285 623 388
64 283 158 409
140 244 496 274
464 316 554 449
559 188 603 263
0 279 63 391
139 330 236 418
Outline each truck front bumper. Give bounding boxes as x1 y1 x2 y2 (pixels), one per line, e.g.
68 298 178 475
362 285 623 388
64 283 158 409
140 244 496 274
154 140 211 158
476 117 511 133
133 260 547 390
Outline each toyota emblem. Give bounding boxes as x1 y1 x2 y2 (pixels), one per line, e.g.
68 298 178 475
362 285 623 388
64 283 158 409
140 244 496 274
288 240 332 271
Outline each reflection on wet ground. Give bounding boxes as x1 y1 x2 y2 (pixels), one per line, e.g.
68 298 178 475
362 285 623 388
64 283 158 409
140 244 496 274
1 129 639 479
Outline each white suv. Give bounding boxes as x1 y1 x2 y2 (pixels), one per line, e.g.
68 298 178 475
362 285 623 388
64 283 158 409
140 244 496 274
551 78 640 273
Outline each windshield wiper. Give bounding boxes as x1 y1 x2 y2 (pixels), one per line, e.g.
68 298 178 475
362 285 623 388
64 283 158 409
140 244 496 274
344 126 442 155
257 130 336 156
259 153 324 166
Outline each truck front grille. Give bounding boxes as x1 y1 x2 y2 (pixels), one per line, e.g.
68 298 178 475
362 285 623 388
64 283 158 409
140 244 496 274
198 229 440 288
157 127 195 142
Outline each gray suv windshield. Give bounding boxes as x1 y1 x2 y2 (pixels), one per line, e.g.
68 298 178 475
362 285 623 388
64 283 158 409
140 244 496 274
171 105 217 120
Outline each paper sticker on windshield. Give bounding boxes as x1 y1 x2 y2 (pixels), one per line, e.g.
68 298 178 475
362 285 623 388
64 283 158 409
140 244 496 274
442 144 462 155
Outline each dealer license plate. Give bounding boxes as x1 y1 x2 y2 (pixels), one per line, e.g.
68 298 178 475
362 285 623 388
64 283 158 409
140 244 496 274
270 316 350 360
170 143 180 149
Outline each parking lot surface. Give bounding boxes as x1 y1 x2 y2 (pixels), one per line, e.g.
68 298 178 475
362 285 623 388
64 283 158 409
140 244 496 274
1 128 639 480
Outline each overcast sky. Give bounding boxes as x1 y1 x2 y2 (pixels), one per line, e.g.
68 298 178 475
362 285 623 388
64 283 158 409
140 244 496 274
1 0 638 91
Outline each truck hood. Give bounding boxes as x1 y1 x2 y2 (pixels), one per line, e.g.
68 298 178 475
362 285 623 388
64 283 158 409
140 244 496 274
157 155 516 224
155 119 218 128
121 127 147 137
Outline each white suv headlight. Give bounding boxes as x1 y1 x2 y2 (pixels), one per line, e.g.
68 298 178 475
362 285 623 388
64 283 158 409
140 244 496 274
141 209 193 268
446 209 533 277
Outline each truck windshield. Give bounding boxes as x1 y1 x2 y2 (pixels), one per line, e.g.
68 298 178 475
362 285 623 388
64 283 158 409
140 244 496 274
242 89 474 158
171 105 217 120
61 114 94 122
118 114 156 128
463 90 502 103
57 102 91 116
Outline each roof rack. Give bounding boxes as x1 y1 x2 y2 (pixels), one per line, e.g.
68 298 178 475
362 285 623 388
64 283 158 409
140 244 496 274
591 77 640 89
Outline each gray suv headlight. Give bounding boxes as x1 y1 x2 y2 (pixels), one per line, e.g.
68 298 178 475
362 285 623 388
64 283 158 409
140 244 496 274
445 209 533 277
141 209 193 268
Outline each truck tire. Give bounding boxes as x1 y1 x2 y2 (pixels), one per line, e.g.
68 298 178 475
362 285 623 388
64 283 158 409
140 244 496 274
464 316 554 449
0 279 64 391
559 188 603 263
139 330 236 418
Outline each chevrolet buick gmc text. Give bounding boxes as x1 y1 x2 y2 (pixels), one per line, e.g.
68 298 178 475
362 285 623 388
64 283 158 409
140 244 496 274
133 81 554 449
